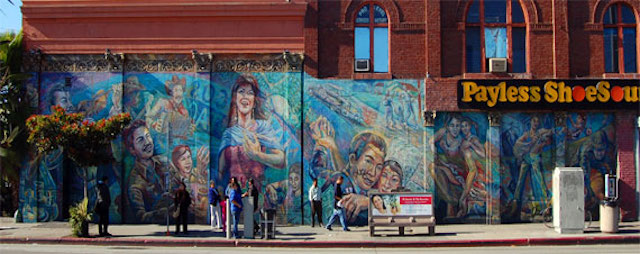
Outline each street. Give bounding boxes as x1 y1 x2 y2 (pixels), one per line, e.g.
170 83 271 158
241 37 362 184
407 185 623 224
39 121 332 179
0 244 638 254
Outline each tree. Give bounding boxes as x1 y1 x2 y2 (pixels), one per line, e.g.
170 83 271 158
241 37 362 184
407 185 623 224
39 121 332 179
26 106 131 198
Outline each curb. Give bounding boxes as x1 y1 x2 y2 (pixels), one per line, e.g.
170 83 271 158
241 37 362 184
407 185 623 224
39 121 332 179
0 235 638 248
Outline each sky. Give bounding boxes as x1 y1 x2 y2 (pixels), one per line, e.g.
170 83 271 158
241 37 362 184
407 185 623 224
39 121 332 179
0 0 23 33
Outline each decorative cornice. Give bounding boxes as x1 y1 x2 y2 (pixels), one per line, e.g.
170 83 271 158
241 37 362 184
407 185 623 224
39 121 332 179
124 54 194 72
530 23 553 32
213 54 302 73
423 110 437 127
104 49 124 72
192 50 213 72
22 49 42 73
41 54 109 72
488 112 502 127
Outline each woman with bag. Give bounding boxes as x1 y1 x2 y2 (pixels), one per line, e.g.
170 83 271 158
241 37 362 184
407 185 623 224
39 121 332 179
174 182 191 235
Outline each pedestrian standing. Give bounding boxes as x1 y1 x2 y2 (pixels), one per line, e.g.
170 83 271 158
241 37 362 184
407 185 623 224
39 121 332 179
174 182 191 235
95 176 111 236
309 178 323 227
208 181 221 230
325 176 349 231
242 178 260 234
219 188 227 232
230 182 243 239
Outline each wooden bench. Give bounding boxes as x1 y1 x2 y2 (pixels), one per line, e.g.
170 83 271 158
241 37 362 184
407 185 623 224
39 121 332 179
368 192 436 237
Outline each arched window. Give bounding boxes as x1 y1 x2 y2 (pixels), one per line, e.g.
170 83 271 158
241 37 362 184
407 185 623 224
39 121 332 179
603 3 637 73
465 0 526 73
354 3 389 73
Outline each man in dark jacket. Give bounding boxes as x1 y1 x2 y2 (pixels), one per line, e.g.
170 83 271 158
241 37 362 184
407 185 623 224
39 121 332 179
96 176 111 237
208 181 221 230
174 182 192 235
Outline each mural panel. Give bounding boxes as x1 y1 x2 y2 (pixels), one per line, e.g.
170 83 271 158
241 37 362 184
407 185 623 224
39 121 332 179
211 72 302 224
565 113 616 216
303 76 426 226
433 113 492 222
500 113 555 222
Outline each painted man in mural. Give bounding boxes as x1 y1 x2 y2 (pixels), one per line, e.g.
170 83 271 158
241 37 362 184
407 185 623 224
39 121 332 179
123 120 170 223
147 75 195 140
170 145 210 221
512 116 553 211
265 163 302 223
218 74 285 192
579 131 615 210
47 83 76 113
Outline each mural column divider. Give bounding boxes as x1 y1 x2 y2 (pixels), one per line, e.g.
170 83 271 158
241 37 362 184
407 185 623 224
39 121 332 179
423 110 436 194
487 112 502 224
554 112 567 168
117 52 126 223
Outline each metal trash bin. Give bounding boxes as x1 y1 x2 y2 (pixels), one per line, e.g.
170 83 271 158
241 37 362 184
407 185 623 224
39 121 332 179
261 208 276 239
600 199 619 233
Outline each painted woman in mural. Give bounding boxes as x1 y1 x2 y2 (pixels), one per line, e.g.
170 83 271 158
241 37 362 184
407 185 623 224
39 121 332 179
432 114 465 218
218 74 285 192
458 117 487 217
512 115 553 210
147 75 194 140
377 160 403 193
170 145 210 221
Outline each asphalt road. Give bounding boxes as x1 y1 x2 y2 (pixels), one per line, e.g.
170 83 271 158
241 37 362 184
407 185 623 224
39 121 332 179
0 244 638 254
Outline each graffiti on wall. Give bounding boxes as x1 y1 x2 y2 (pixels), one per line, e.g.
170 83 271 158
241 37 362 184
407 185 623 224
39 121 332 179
303 76 426 226
432 113 494 222
565 113 615 215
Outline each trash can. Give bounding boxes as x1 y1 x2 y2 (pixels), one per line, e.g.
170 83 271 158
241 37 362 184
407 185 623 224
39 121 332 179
599 199 619 233
261 208 276 239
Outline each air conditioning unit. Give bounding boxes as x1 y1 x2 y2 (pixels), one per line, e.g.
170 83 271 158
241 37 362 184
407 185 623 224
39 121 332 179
354 59 370 72
489 58 508 73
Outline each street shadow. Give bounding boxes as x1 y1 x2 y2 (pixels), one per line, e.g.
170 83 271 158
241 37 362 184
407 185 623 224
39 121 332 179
120 229 227 238
276 232 317 237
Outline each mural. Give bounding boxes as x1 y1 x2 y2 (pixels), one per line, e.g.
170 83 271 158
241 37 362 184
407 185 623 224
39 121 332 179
500 113 555 222
302 76 426 226
565 113 615 216
432 113 493 222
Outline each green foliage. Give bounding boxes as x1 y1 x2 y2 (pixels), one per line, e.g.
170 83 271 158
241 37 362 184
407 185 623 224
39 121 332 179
26 106 132 167
69 198 92 237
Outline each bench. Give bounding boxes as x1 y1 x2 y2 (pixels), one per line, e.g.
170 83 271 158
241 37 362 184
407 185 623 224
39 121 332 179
368 192 436 237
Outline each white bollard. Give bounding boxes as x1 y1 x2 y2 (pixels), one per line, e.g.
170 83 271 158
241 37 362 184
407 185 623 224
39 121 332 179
243 196 254 239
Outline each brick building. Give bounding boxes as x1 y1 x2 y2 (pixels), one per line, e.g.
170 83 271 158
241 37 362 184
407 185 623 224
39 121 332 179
17 0 638 225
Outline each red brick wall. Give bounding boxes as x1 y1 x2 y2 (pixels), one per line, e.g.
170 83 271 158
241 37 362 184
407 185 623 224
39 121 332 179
616 112 638 221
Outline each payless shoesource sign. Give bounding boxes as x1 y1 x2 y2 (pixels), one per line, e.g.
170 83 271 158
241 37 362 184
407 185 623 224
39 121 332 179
458 80 640 110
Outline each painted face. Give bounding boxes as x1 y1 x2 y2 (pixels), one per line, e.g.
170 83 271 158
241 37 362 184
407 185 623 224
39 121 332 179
53 91 75 113
531 117 540 130
289 172 300 193
461 121 471 137
177 150 193 176
447 117 461 138
379 166 401 193
594 146 606 161
373 196 384 210
171 85 184 104
235 84 255 116
353 147 384 191
132 127 154 160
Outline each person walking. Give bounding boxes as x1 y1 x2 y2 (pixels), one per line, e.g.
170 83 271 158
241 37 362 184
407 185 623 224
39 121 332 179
208 181 221 230
95 176 111 237
229 182 243 239
309 178 323 227
219 188 227 232
242 178 260 234
325 176 349 231
174 182 191 235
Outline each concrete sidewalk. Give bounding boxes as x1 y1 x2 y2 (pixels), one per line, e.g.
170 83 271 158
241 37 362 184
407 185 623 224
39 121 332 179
0 217 638 248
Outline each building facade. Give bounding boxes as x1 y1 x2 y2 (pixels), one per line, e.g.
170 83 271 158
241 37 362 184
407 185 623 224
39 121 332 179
17 0 639 225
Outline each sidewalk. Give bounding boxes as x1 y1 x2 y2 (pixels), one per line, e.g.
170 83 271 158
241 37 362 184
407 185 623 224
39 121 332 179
0 217 638 248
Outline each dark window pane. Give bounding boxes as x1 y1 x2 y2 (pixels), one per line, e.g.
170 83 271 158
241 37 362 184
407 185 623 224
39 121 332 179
512 0 525 23
623 28 637 73
467 0 480 23
373 5 388 24
621 4 636 24
604 28 619 72
466 27 482 72
356 5 370 24
485 0 507 23
373 28 389 72
513 27 526 73
355 27 370 60
603 6 617 24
